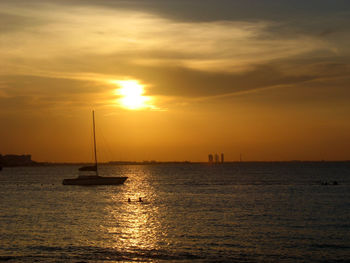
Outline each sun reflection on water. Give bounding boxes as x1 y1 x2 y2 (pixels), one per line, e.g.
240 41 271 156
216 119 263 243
102 166 163 253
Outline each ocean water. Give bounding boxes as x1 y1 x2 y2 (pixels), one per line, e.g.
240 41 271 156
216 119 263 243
0 162 349 262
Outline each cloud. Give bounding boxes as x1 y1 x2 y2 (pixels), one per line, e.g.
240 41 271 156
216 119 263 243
0 4 333 74
0 75 109 115
4 0 350 23
0 1 349 113
0 12 44 33
1 0 350 162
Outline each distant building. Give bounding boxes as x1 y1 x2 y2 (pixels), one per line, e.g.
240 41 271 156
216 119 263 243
221 153 224 163
208 154 213 164
214 154 219 164
0 154 34 166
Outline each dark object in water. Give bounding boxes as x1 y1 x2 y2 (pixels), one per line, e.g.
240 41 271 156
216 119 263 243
79 165 97 171
321 181 339 186
62 175 127 185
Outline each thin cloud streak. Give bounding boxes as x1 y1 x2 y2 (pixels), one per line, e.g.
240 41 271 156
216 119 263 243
0 4 332 75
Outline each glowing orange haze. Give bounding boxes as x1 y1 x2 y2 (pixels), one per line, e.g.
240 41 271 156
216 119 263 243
1 98 349 162
0 2 350 162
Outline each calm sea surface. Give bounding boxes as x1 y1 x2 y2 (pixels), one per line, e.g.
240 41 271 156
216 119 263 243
0 163 349 262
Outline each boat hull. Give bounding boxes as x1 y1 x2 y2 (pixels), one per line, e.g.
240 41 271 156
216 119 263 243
62 176 127 185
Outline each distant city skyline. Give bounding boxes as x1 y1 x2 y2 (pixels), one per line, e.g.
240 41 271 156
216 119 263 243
1 0 350 162
3 152 347 166
208 153 224 164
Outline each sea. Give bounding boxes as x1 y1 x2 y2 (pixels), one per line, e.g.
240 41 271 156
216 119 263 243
0 162 349 262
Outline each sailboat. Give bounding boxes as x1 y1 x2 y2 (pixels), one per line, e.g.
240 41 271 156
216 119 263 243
62 111 128 185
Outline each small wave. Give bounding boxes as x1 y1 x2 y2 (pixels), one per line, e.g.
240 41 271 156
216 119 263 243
27 245 65 252
0 256 15 261
310 244 350 249
23 245 203 262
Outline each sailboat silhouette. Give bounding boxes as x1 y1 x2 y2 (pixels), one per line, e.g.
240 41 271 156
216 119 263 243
62 111 127 185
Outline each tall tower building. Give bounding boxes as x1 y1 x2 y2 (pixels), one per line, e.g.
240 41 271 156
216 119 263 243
215 154 219 164
208 154 213 164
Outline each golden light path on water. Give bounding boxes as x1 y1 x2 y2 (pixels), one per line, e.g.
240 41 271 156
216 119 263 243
101 166 163 254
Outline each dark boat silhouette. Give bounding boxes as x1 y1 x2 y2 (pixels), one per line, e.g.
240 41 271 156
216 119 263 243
62 111 127 186
62 174 127 185
78 165 97 171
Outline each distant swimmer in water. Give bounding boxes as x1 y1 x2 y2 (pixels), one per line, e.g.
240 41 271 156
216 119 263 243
128 198 131 202
138 197 143 202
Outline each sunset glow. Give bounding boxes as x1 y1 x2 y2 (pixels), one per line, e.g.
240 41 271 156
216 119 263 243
113 80 153 110
0 1 350 162
1 2 349 262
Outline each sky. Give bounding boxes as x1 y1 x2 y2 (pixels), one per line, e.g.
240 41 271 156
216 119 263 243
1 0 350 162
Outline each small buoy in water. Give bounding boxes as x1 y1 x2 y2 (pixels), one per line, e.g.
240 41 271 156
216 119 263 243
128 198 131 202
138 197 143 202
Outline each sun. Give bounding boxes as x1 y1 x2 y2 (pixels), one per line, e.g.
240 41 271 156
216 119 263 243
112 80 153 110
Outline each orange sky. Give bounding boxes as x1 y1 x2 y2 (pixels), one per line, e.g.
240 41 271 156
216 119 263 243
1 0 350 162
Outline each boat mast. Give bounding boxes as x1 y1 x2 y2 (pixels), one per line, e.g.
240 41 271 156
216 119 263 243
92 110 98 176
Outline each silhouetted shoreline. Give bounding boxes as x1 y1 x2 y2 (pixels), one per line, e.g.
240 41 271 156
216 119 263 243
1 154 350 167
2 160 350 167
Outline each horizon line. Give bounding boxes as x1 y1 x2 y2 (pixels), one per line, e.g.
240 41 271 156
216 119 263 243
12 159 350 166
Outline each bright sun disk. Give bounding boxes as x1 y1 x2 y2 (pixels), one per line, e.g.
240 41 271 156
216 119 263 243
112 80 152 110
